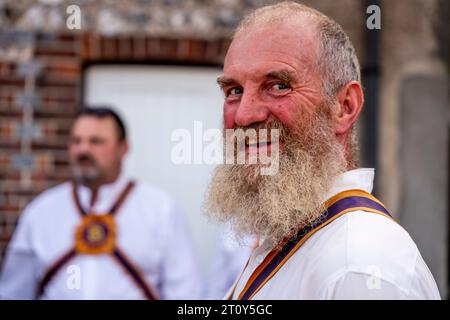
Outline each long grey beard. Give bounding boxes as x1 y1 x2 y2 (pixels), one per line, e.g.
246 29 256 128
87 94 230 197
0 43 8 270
204 110 348 247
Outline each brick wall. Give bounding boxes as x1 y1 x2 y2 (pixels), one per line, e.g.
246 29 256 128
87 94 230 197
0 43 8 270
0 0 365 267
0 32 230 261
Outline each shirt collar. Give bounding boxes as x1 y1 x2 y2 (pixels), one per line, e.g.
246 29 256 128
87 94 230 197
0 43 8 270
76 172 129 214
322 168 375 202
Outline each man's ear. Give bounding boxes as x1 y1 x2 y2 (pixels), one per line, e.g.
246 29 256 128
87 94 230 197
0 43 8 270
119 140 129 158
333 81 364 135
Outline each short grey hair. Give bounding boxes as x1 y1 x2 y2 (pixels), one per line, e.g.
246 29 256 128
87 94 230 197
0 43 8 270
234 1 361 107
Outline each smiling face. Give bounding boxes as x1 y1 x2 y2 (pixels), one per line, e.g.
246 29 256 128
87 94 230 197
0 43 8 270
206 4 364 246
219 20 325 152
207 19 348 245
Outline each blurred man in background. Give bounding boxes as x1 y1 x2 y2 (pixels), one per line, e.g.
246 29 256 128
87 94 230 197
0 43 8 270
0 107 201 299
206 2 440 299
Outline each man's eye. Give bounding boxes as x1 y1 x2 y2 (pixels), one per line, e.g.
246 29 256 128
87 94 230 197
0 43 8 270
90 138 104 145
227 87 243 96
271 83 290 91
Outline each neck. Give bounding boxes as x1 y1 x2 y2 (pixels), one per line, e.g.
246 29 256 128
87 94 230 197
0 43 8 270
337 132 358 171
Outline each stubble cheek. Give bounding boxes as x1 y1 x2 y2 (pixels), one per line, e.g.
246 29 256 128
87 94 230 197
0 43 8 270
279 90 324 126
267 97 303 129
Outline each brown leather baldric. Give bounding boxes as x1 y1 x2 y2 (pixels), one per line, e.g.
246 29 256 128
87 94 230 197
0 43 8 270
36 180 158 300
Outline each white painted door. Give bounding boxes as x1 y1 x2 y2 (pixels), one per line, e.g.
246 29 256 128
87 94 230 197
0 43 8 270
84 65 224 273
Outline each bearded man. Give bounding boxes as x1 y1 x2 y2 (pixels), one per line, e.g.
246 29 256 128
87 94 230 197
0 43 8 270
0 107 201 299
205 2 440 300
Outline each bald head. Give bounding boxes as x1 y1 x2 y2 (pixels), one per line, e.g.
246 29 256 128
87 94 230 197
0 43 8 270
234 1 326 36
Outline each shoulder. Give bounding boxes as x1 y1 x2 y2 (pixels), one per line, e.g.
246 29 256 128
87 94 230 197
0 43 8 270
131 181 180 216
22 182 72 219
344 212 419 287
130 181 191 238
12 182 72 239
302 211 421 294
133 181 175 205
346 211 417 266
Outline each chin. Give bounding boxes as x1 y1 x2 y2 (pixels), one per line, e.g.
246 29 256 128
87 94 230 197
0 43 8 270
72 168 101 185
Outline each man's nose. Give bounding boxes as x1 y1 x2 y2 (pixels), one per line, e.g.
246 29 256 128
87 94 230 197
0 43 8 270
73 140 91 154
234 88 270 127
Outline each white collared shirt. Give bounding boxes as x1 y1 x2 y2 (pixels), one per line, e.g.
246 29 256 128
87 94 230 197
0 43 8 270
204 226 254 299
231 168 441 300
0 175 202 300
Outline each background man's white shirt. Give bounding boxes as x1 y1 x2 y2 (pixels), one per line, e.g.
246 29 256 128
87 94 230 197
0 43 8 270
204 225 254 299
231 168 441 300
0 175 202 299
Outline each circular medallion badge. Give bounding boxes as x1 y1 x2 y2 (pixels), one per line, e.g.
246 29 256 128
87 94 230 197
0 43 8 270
75 215 116 254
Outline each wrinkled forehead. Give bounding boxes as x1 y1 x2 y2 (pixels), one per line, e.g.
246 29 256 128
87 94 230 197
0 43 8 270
224 19 319 76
